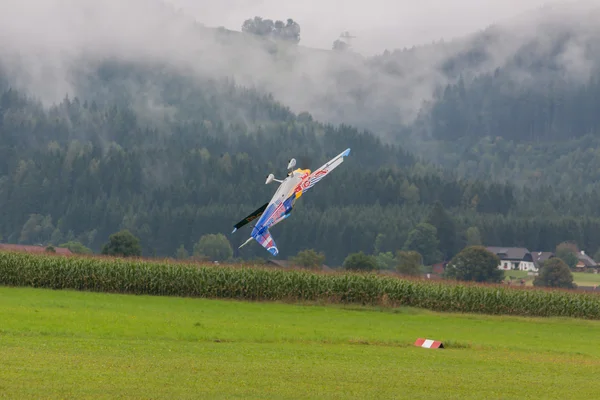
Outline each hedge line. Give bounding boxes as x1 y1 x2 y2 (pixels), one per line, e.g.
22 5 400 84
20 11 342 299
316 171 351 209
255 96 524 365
1 251 599 319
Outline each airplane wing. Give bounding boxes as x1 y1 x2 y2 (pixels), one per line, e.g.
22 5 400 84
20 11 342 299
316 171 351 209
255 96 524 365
299 148 350 194
231 202 269 233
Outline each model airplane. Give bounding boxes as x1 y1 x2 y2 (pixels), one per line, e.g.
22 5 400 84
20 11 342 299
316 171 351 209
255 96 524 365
232 148 351 256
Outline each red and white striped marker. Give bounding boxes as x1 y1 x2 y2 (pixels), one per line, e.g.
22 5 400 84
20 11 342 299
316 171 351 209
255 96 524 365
414 338 444 349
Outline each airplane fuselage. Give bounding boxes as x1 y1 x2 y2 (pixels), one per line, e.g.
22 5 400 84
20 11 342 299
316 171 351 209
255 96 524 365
252 168 311 236
233 147 350 257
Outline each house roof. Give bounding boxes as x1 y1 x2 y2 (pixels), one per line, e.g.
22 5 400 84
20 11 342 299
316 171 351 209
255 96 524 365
577 251 597 267
486 246 530 260
530 251 554 264
0 244 73 255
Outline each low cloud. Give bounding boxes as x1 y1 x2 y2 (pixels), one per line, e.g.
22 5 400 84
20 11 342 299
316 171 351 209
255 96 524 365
1 0 598 130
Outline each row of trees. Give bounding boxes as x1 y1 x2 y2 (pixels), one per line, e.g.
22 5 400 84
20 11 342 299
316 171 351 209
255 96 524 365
338 245 577 290
83 226 583 292
59 226 578 290
241 17 301 43
240 16 356 52
60 229 233 263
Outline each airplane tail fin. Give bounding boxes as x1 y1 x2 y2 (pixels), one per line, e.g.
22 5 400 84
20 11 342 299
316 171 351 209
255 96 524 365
238 228 279 256
242 228 278 256
256 229 278 256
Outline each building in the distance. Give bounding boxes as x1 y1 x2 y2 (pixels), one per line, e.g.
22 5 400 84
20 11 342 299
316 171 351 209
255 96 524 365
485 247 555 272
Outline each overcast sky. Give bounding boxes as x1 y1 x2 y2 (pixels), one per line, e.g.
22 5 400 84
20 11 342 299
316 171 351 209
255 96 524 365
165 0 577 54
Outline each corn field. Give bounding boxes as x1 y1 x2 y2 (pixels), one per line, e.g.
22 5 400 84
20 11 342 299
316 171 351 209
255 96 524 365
1 251 599 319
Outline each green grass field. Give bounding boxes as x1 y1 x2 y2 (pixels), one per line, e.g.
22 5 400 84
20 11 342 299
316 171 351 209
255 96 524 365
572 272 600 286
2 286 600 399
504 270 600 287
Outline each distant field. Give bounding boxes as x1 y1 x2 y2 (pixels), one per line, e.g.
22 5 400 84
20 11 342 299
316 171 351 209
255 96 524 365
573 272 600 286
504 270 600 287
1 287 600 399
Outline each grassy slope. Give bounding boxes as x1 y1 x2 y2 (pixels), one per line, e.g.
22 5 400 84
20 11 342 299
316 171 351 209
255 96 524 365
1 286 600 399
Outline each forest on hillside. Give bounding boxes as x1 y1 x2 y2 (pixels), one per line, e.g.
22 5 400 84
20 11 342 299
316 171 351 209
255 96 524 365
4 67 600 265
0 79 505 263
362 11 600 192
404 69 600 191
3 3 600 265
226 6 600 195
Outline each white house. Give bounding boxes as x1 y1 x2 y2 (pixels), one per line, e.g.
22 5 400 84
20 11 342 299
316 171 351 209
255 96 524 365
485 247 539 272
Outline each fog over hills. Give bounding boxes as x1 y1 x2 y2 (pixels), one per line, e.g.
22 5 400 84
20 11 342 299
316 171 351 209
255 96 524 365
2 0 598 130
164 0 558 54
2 0 600 193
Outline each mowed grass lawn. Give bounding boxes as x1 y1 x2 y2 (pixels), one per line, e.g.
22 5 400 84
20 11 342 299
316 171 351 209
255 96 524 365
1 287 600 399
573 272 600 286
505 270 600 287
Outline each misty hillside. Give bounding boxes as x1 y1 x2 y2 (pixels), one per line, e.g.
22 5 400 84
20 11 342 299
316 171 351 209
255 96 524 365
407 71 600 189
398 3 600 190
4 82 600 265
4 1 597 125
3 0 600 194
0 83 527 264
